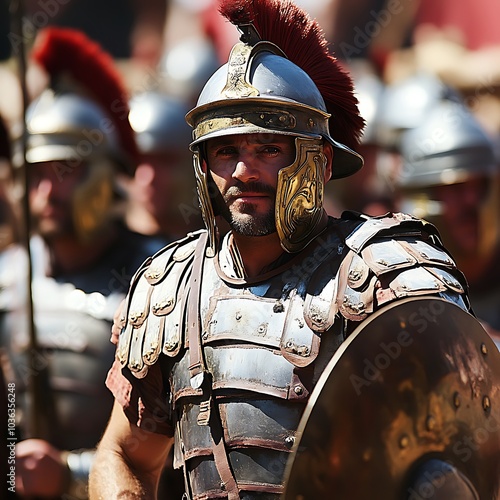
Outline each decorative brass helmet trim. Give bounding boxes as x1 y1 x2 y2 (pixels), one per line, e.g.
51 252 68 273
276 137 327 253
221 41 260 99
190 101 329 148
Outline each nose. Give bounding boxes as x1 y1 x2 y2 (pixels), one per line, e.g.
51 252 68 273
35 178 54 198
135 163 155 186
232 158 259 183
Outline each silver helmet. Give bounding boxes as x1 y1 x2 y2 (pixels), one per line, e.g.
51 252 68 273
186 0 364 255
25 90 127 169
398 100 497 189
375 72 463 151
129 91 191 155
158 36 221 106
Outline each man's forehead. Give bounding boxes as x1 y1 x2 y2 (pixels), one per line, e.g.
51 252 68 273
207 133 295 148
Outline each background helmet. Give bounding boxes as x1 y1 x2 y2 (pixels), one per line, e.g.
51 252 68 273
129 91 191 155
375 72 463 151
185 0 364 254
158 36 221 106
398 100 497 189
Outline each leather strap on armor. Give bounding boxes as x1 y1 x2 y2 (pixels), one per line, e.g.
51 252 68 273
186 232 240 499
188 232 209 389
208 393 240 500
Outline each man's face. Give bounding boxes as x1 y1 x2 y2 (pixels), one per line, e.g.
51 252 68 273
430 177 489 256
205 133 296 237
132 152 181 218
29 160 87 238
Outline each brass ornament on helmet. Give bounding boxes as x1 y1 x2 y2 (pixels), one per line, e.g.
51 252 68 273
276 137 327 253
283 296 500 499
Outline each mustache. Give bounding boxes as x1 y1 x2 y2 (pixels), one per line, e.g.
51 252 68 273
224 181 276 200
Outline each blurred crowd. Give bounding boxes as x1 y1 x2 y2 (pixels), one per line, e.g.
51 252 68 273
0 0 500 498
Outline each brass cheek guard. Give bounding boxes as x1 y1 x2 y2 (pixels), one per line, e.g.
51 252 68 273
72 160 115 242
276 137 327 253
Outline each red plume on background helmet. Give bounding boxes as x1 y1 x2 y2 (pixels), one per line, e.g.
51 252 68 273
219 0 365 151
31 27 138 164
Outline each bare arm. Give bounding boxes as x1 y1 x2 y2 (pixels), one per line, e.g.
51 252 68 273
89 400 173 499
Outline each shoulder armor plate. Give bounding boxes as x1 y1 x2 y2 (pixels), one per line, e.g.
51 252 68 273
311 214 468 324
116 231 205 377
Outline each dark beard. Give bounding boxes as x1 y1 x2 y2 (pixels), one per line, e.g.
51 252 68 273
229 206 276 236
223 181 277 236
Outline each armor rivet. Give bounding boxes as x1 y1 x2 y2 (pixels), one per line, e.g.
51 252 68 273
260 114 265 120
399 435 409 449
294 385 304 395
426 415 436 431
220 482 226 491
481 343 488 356
165 342 176 351
308 118 314 127
202 332 208 340
235 312 242 320
483 396 491 413
349 270 361 281
285 436 295 447
273 301 285 313
258 325 266 334
279 115 286 122
453 392 461 408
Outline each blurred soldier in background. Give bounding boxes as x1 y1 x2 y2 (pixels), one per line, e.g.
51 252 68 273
325 64 393 216
127 90 201 243
395 99 500 348
0 27 156 499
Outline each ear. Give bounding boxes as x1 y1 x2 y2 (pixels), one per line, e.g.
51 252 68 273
322 142 333 182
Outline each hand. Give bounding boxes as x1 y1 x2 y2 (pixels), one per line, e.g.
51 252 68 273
15 439 69 498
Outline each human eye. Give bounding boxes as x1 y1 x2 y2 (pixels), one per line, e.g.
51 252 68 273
260 145 281 156
211 145 238 158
